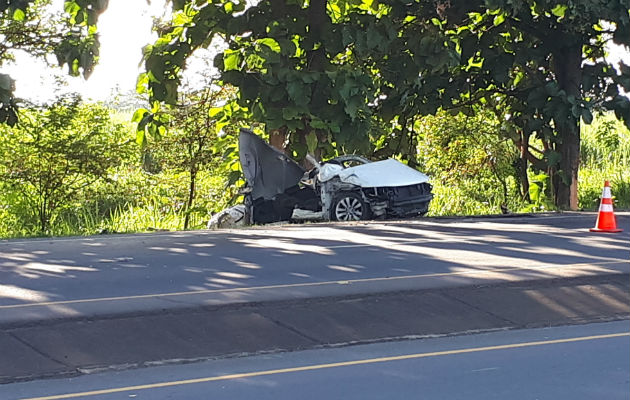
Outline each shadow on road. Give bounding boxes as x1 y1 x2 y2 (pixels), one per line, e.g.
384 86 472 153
0 213 628 321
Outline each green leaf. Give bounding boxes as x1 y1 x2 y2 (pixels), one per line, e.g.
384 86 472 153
551 4 567 19
222 146 235 160
525 118 544 132
339 78 360 102
223 50 242 71
301 72 319 84
136 129 147 148
513 70 524 87
287 81 308 105
493 13 505 26
209 107 224 118
544 150 562 167
215 120 229 135
310 119 327 129
226 170 242 186
64 2 81 17
0 74 14 91
240 74 260 101
581 108 593 124
12 8 25 21
344 95 363 119
306 131 318 153
571 103 580 118
282 106 301 120
277 38 297 57
257 38 281 53
526 88 548 108
131 108 148 123
529 179 542 203
544 81 560 96
269 85 285 102
367 28 383 50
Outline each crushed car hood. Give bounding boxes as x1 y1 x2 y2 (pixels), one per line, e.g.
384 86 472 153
239 129 305 200
319 159 430 187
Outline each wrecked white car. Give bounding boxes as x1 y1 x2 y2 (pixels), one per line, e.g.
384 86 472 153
239 128 433 224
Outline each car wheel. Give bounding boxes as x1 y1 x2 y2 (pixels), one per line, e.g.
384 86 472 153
331 192 370 221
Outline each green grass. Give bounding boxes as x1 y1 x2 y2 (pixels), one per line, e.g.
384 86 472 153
426 112 630 216
428 177 526 216
579 167 630 210
0 113 627 239
0 170 230 238
579 113 630 210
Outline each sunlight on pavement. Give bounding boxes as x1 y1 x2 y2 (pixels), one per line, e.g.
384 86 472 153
0 284 49 302
0 252 37 263
328 265 364 273
232 238 335 255
21 262 97 274
147 247 190 254
222 257 262 270
189 243 216 248
215 271 254 280
228 222 625 271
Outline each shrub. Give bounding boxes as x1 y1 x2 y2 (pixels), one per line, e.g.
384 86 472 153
0 95 135 234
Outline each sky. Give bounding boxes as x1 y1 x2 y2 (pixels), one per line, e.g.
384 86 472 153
3 2 630 104
5 0 167 103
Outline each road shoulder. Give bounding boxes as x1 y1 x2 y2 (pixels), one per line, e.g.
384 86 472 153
1 273 628 384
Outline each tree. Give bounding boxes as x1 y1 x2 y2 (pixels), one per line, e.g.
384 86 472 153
145 85 239 230
141 0 630 209
0 95 130 233
0 0 108 125
418 0 630 209
414 108 530 215
139 0 382 161
346 0 630 209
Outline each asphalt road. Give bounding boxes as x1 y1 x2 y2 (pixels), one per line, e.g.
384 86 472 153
2 321 628 400
0 212 628 385
1 213 628 324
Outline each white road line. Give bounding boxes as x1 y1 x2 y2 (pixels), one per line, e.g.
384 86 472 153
1 260 627 310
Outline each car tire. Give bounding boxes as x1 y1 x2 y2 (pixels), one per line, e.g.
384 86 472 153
331 192 371 221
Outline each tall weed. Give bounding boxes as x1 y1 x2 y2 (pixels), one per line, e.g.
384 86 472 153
579 113 630 210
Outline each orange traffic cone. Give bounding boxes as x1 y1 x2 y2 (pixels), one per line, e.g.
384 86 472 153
590 181 622 233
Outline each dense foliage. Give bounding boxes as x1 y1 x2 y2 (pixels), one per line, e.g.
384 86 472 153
142 85 243 229
0 1 628 237
416 109 521 215
140 0 630 210
0 97 627 238
0 96 239 237
433 0 630 210
0 96 132 233
579 114 630 210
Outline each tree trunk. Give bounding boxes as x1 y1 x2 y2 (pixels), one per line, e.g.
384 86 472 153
269 127 288 152
552 44 582 210
553 124 580 209
184 168 196 230
40 201 48 234
517 130 530 202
